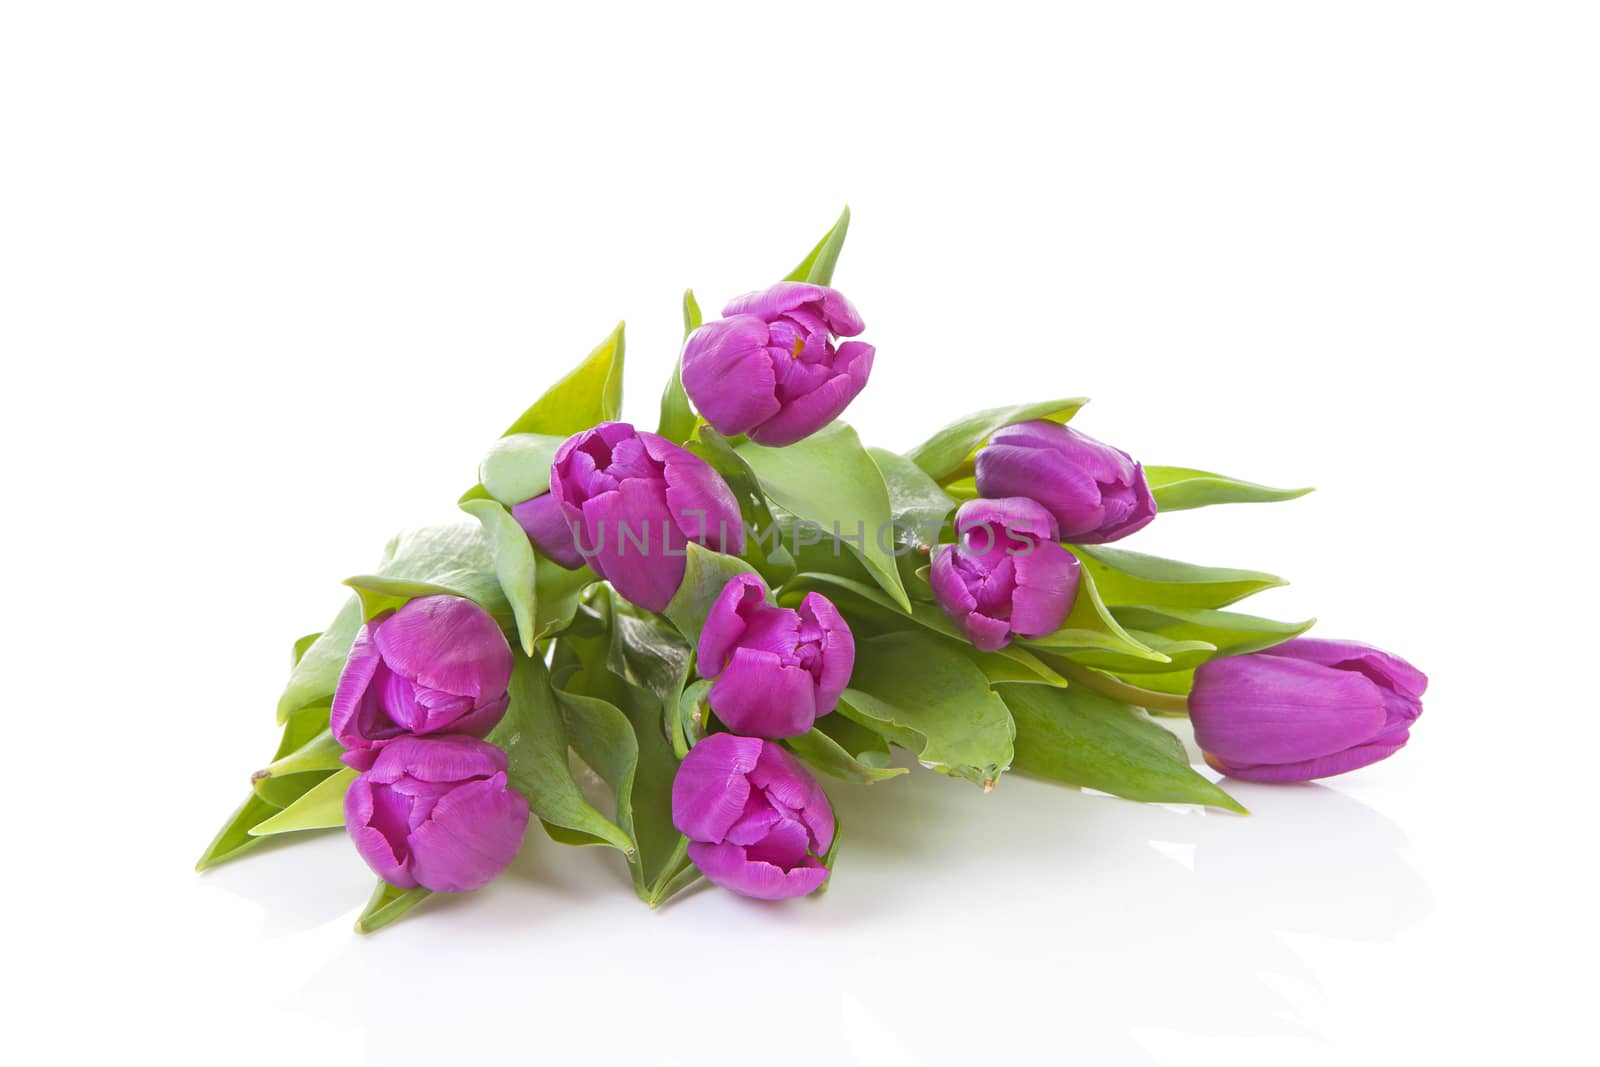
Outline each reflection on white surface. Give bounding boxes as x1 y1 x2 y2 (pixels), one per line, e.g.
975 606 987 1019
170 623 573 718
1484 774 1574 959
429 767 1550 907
202 764 1428 1065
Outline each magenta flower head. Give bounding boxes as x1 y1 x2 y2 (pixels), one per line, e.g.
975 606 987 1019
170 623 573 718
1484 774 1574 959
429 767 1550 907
697 574 855 739
680 282 875 447
975 420 1156 544
525 422 744 612
929 497 1081 653
671 733 835 900
345 734 530 893
1189 639 1428 783
331 595 513 755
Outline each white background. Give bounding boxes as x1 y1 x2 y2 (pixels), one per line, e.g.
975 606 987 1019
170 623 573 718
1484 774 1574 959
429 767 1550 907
4 3 1596 1064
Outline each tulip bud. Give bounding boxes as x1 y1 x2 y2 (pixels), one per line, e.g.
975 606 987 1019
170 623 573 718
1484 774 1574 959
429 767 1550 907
331 595 513 754
697 574 855 739
929 497 1081 652
1188 639 1428 782
528 422 744 612
671 733 835 900
681 281 875 447
344 734 530 892
975 420 1156 544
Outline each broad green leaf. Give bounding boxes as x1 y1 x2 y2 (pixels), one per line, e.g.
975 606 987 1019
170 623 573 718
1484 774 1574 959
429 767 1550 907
1110 605 1314 659
783 205 851 286
534 556 594 640
607 596 694 755
500 321 625 437
1073 544 1286 610
905 398 1089 482
459 498 539 655
788 723 908 784
251 729 342 808
478 433 565 507
656 290 702 444
290 631 321 665
687 428 795 586
355 881 432 934
1144 466 1312 511
739 421 910 610
868 447 956 551
276 596 363 723
490 652 632 851
785 571 1066 687
344 523 510 623
248 768 356 836
661 543 758 648
1001 684 1246 812
839 631 1015 787
195 794 280 871
1019 566 1169 662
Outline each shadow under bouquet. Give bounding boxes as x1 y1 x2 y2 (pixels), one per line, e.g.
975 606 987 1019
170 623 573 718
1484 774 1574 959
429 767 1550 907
198 210 1427 931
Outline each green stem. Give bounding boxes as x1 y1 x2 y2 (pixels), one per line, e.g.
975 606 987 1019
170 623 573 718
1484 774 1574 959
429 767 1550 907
1050 657 1190 715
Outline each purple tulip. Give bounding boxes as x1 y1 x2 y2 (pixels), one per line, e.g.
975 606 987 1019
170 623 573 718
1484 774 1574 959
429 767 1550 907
680 282 875 447
671 733 835 900
929 497 1081 652
697 574 855 739
509 493 583 568
975 420 1156 544
331 595 513 755
345 734 530 892
525 422 744 612
1188 639 1428 783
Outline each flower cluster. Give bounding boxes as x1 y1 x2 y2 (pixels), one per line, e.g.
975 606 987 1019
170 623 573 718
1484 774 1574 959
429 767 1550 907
333 596 529 892
201 213 1429 933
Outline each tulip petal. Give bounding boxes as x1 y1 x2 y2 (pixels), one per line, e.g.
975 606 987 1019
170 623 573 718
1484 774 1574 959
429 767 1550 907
369 734 507 784
511 493 585 569
1190 656 1388 765
799 592 854 714
329 625 385 748
650 434 745 555
1270 638 1429 702
721 281 828 321
1209 734 1410 783
709 650 819 738
747 343 874 447
580 480 685 613
1010 541 1080 637
698 574 765 675
976 441 1107 539
680 316 783 437
371 596 513 703
671 733 765 843
407 771 530 892
344 776 416 888
750 743 834 855
686 841 830 900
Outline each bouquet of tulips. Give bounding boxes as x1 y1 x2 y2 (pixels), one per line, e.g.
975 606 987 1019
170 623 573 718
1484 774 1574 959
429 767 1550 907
198 210 1428 931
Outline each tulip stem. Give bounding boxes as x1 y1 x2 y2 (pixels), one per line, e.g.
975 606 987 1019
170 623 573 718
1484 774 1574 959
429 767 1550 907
1050 657 1191 715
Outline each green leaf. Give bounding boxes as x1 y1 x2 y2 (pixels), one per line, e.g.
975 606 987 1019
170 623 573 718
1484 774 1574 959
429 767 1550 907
355 881 433 934
1001 684 1245 812
344 523 510 623
645 834 703 909
276 596 363 723
661 543 758 648
671 678 713 758
657 290 702 444
905 398 1090 482
247 768 356 836
787 724 908 784
290 631 321 665
687 428 795 586
1019 566 1169 662
490 651 633 852
195 794 281 871
839 631 1015 787
251 729 342 807
500 322 625 438
1110 605 1314 659
478 433 565 507
783 206 851 286
738 421 910 611
868 447 956 551
459 498 539 655
533 556 594 640
1066 630 1219 675
1072 544 1286 610
1144 466 1312 511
